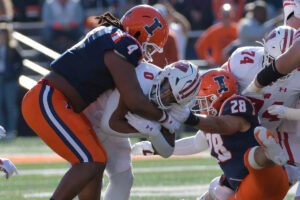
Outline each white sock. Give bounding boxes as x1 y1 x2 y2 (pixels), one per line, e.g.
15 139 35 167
248 146 263 170
103 168 134 200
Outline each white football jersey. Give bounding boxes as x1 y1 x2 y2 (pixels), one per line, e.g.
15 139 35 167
83 62 162 177
84 62 162 138
228 46 300 134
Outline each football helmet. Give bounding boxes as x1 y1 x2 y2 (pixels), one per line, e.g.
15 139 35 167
149 60 201 110
263 25 295 66
191 69 237 116
121 5 168 62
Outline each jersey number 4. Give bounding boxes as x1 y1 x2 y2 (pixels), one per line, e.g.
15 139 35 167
206 133 232 162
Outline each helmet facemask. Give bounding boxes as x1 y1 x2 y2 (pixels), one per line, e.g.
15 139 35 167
191 94 219 116
262 39 276 68
149 75 176 110
142 41 163 62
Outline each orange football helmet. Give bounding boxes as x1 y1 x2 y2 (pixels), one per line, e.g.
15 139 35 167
191 69 238 116
121 5 168 62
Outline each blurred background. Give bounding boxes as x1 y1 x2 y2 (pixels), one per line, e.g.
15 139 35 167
0 0 284 139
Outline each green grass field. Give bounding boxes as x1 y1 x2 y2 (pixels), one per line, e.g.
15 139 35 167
0 137 297 200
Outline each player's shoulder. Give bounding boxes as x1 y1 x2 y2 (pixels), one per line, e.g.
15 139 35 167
228 46 263 75
229 46 264 67
109 27 143 66
136 62 162 76
219 94 256 116
221 94 253 107
110 27 141 46
136 62 162 94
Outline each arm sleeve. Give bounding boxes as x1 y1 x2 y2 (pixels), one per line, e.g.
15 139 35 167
173 130 209 155
113 36 143 66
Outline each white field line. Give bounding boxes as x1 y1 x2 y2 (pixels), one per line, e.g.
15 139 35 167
18 165 221 176
23 183 299 199
23 184 209 198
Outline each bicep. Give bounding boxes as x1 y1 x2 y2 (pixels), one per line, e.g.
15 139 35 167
104 50 144 108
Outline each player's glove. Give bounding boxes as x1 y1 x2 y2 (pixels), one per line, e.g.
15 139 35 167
158 110 181 133
125 112 160 137
267 105 287 119
242 79 263 95
0 125 6 139
168 104 190 123
131 141 154 156
0 158 18 179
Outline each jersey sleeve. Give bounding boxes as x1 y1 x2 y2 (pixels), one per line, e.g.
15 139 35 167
219 95 259 125
112 33 143 66
295 28 300 42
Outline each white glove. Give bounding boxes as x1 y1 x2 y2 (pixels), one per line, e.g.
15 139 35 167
0 126 6 139
168 104 190 123
125 112 161 137
268 105 287 119
0 158 18 179
159 111 181 134
131 141 154 156
241 79 263 95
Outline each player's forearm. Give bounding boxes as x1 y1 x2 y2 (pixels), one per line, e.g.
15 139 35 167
127 95 163 121
194 115 236 135
173 131 209 155
276 40 300 75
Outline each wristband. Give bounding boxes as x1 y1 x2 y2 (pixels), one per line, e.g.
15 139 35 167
257 60 285 86
184 112 200 126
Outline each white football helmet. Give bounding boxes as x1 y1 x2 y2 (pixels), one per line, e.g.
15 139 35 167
263 25 295 66
149 60 201 110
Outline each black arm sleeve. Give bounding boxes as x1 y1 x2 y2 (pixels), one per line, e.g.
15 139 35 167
256 60 286 86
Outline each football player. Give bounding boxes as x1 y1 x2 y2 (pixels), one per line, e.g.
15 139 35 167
227 25 300 199
243 0 300 94
21 5 174 200
84 60 201 200
0 125 18 179
129 69 290 200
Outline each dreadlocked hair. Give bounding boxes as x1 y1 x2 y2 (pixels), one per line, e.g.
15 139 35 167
95 12 123 30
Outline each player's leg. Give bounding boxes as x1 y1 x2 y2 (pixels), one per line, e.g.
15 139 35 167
78 172 103 200
102 136 133 200
22 83 107 200
227 146 289 200
254 126 288 165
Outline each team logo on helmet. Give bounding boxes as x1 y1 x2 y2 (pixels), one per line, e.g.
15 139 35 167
214 76 229 94
174 62 189 72
144 18 163 36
